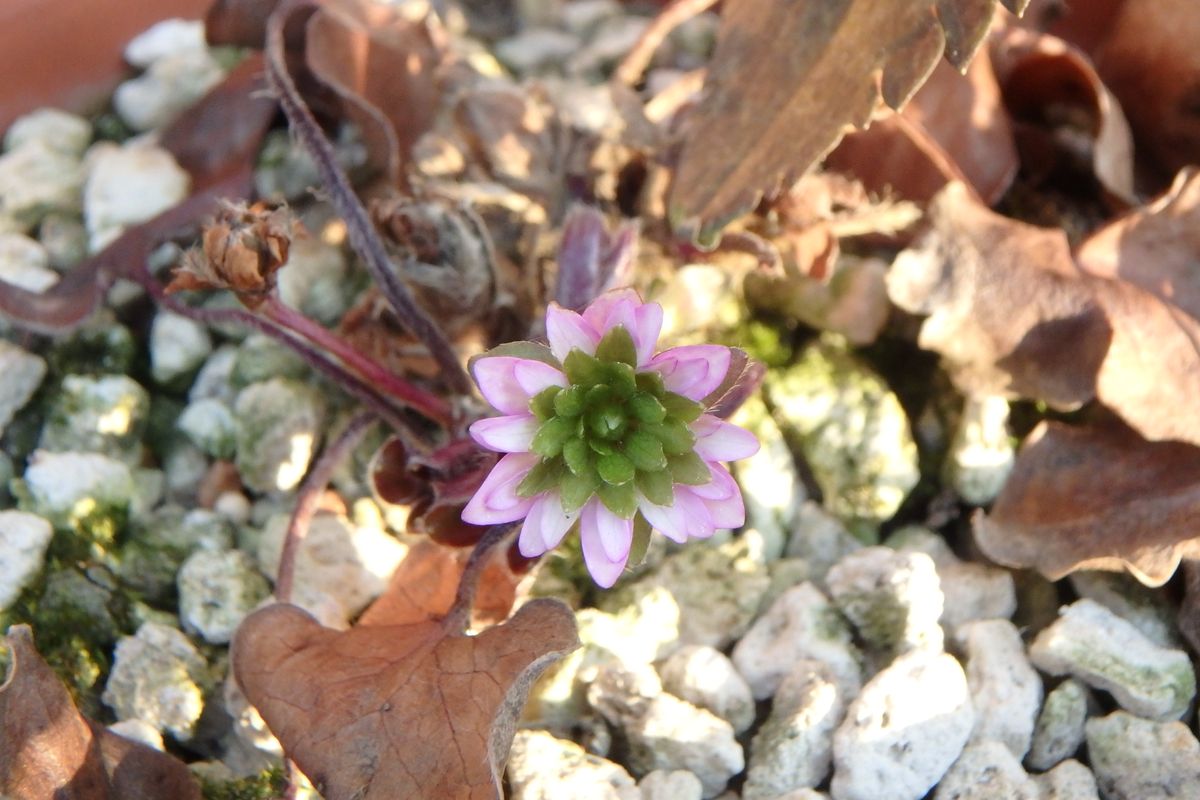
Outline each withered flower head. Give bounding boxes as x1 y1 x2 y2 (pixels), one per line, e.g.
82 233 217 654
166 201 299 308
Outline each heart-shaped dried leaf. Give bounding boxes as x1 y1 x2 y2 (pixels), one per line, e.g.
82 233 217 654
0 625 200 800
974 421 1200 587
669 0 1029 243
232 599 578 799
888 182 1200 447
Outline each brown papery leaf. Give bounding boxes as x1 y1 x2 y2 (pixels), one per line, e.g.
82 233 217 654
826 51 1017 205
975 421 1200 586
888 182 1200 446
0 625 200 800
1077 168 1200 319
233 597 576 800
303 0 444 185
668 0 1029 243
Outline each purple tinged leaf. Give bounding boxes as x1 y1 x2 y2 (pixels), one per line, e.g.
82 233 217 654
554 205 640 312
703 350 766 419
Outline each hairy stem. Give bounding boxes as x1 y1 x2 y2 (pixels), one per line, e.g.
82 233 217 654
275 409 377 604
261 296 452 426
264 0 471 395
446 522 516 632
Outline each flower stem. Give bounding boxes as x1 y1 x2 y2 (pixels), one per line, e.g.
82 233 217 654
275 409 377 604
445 522 516 632
260 296 452 427
264 0 472 395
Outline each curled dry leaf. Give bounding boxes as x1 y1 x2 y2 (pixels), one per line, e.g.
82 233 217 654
888 182 1200 447
232 596 577 799
990 24 1135 202
0 625 200 800
166 201 297 308
554 205 639 313
975 420 1200 587
668 0 1029 243
1076 168 1200 319
826 51 1018 205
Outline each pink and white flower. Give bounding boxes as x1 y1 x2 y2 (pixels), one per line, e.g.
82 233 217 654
462 288 759 587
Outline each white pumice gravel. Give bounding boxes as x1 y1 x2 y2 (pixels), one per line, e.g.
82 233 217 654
1029 598 1195 720
732 582 862 701
1085 711 1200 800
830 651 975 800
1033 759 1101 800
932 740 1039 800
83 141 190 252
657 645 756 734
102 622 210 740
957 619 1042 759
1026 678 1089 772
0 510 53 611
507 729 640 800
0 339 46 435
743 660 846 800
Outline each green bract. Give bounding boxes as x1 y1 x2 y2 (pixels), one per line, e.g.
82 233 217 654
516 326 705 518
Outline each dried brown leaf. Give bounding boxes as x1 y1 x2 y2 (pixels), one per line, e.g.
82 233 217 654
0 625 200 800
232 597 577 799
669 0 1028 243
826 51 1017 205
888 182 1200 447
303 0 445 184
1077 168 1200 320
975 421 1200 586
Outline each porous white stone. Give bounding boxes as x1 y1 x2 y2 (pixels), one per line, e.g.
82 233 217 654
83 142 189 251
1067 570 1180 648
1086 711 1200 800
123 18 208 68
4 108 91 156
638 770 702 800
115 48 225 131
0 232 58 292
1029 599 1195 720
658 645 755 734
1026 679 1088 772
0 511 53 611
743 660 845 800
730 394 805 550
39 373 150 464
601 535 769 650
177 549 270 644
932 740 1039 800
189 344 240 404
733 582 861 701
830 651 974 800
20 450 136 530
0 140 83 231
826 547 944 663
944 395 1014 505
39 212 89 271
275 237 352 325
0 340 46 435
177 397 237 459
257 512 406 618
957 619 1041 759
507 729 639 800
150 311 213 385
234 378 325 494
766 337 919 530
784 501 862 587
102 622 210 740
625 694 743 798
1033 760 1100 800
107 718 165 751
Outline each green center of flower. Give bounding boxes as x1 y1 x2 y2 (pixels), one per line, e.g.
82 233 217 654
516 326 709 519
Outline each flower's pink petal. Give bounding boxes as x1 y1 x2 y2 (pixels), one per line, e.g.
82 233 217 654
582 288 640 330
546 303 599 361
701 484 745 529
540 491 578 551
637 495 689 544
631 301 663 366
675 489 717 539
584 498 633 562
469 414 539 453
648 345 732 400
513 359 568 395
690 463 737 501
462 452 539 524
692 415 760 461
518 496 552 557
579 499 631 588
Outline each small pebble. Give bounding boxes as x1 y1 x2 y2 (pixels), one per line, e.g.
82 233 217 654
1026 679 1088 772
1086 711 1200 800
4 108 91 156
658 645 755 734
123 18 208 68
1029 599 1195 720
177 549 270 644
84 141 189 252
932 740 1039 800
0 511 53 611
150 311 213 386
507 729 639 800
102 622 210 740
1033 759 1100 800
957 619 1042 759
638 770 702 800
0 340 46 436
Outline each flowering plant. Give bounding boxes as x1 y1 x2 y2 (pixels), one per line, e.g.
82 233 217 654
462 288 760 586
